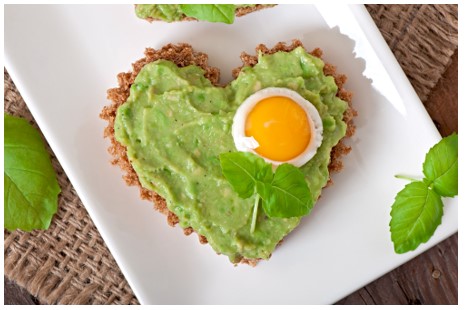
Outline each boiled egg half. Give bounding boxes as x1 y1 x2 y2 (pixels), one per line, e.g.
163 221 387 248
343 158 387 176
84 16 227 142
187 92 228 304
232 87 323 167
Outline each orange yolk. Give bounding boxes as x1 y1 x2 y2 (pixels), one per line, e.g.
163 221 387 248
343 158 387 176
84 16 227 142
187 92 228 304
245 96 312 161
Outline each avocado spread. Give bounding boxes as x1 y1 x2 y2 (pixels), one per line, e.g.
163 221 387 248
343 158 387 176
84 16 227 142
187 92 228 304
135 4 256 22
114 47 348 263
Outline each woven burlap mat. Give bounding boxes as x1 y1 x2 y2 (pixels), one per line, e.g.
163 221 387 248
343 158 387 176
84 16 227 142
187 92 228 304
4 4 458 305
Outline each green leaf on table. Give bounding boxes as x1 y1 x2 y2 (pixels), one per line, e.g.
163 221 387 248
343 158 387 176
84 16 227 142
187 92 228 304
180 4 236 24
256 163 313 218
219 151 272 199
423 133 458 197
390 181 443 254
4 113 61 231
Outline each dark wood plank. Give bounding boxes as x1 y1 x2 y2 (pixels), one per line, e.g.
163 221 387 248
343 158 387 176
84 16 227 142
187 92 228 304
4 277 40 305
337 234 458 305
424 49 458 136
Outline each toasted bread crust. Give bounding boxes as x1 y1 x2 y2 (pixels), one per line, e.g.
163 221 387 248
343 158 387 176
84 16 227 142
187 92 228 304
139 4 275 23
234 4 275 17
100 41 356 266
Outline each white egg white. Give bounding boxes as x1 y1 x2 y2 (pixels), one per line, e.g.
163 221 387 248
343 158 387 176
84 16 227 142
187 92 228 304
232 87 323 167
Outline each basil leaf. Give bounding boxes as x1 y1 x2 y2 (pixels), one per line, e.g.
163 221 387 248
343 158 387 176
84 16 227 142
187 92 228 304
423 133 458 197
4 114 61 231
180 4 236 24
390 181 443 254
256 164 313 218
219 151 271 199
258 163 274 184
220 152 313 219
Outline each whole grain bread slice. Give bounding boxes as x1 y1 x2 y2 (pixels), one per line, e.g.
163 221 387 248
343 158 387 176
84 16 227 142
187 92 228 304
100 40 357 266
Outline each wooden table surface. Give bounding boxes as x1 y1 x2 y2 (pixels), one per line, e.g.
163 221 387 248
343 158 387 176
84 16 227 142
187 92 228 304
4 50 458 306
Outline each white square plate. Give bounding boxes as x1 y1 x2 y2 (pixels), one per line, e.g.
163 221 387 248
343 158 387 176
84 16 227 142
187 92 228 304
4 4 458 304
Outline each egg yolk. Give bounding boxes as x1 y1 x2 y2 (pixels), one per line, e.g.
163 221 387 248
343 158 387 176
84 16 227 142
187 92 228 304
245 96 312 161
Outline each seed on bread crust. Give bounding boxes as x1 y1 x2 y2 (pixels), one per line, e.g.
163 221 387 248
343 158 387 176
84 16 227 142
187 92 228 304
100 40 356 266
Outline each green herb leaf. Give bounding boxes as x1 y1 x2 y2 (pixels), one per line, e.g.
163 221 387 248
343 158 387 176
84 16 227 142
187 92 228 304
390 181 443 254
220 151 313 220
423 133 458 197
219 151 272 199
256 164 313 218
390 134 458 254
180 4 236 24
4 114 61 231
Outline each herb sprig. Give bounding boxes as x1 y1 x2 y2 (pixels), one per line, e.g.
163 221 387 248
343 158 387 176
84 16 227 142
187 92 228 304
219 152 313 233
390 133 458 253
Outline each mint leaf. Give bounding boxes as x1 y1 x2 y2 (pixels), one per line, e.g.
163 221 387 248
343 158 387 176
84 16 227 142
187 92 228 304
256 164 313 218
390 181 443 254
180 4 236 24
4 114 61 231
219 151 272 199
423 133 458 197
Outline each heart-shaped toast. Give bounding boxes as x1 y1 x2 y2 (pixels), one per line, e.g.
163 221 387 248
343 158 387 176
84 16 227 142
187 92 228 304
101 40 356 265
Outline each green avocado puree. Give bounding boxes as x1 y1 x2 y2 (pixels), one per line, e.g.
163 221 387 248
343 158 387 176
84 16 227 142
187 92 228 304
114 47 348 263
135 4 255 22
